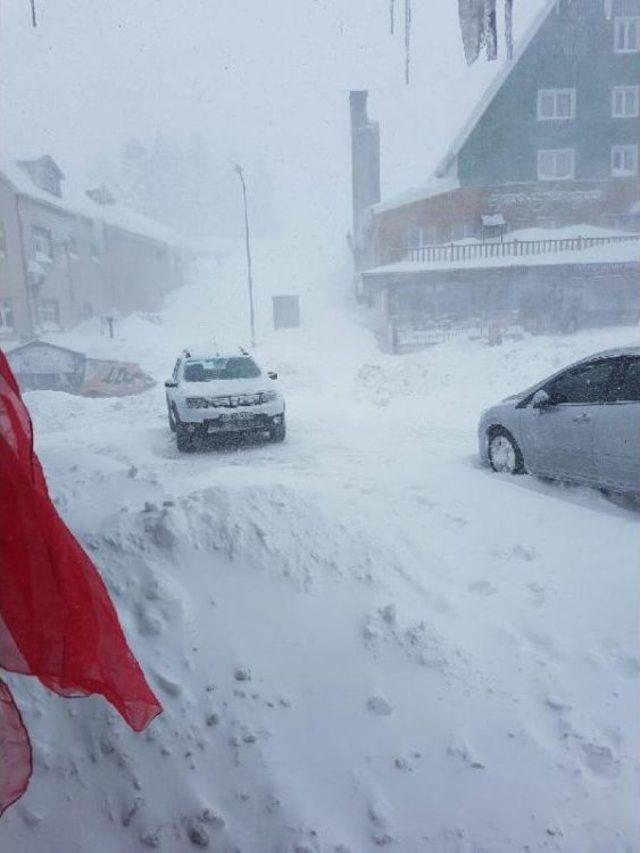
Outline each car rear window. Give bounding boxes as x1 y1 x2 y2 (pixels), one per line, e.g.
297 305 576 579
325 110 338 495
183 357 261 381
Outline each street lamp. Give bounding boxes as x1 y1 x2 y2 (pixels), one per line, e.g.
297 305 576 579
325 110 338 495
234 164 256 349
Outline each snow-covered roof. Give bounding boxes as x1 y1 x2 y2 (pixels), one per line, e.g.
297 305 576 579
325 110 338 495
5 339 84 358
0 156 186 248
433 0 559 179
371 175 460 215
362 236 640 278
371 0 560 218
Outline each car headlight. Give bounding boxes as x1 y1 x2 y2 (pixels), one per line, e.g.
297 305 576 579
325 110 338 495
186 397 209 408
260 391 278 403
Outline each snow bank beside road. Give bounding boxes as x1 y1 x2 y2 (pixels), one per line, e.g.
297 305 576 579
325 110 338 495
4 470 637 851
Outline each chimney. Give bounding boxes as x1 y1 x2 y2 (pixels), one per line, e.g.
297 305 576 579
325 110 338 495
349 91 380 271
86 185 116 205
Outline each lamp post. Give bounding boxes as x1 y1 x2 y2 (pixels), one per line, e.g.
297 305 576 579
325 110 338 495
234 164 256 349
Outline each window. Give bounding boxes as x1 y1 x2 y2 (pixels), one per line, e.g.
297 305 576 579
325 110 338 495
37 298 60 326
612 86 639 117
547 359 615 405
406 226 437 248
0 298 14 329
82 301 93 320
614 16 640 53
90 242 101 261
537 88 576 120
611 144 638 176
611 358 640 403
31 225 53 259
537 148 575 180
66 236 79 256
407 226 423 248
0 221 6 257
437 224 451 243
451 221 476 241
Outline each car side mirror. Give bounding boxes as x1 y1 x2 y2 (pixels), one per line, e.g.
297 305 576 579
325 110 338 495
164 379 178 388
267 371 278 380
531 389 552 409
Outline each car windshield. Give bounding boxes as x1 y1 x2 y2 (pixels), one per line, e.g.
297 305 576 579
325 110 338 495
183 357 261 382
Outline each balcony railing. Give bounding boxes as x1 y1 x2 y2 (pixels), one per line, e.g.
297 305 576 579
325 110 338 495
388 233 640 266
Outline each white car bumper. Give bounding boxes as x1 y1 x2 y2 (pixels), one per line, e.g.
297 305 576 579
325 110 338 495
173 397 285 433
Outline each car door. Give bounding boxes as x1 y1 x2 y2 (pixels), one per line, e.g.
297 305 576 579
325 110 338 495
593 356 640 493
519 358 616 484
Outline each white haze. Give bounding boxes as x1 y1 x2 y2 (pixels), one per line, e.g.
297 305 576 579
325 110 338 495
0 0 546 268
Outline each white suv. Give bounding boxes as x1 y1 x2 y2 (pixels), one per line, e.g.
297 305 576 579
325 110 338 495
165 348 286 451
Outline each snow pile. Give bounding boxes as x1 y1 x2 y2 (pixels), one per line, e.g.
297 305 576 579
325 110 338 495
1 258 638 851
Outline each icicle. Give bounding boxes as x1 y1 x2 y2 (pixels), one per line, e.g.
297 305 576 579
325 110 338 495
504 0 513 59
458 0 485 65
390 0 395 35
404 0 411 84
29 0 37 26
603 0 614 19
484 0 497 60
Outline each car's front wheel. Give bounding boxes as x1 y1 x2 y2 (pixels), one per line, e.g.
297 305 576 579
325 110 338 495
176 423 198 453
488 428 524 475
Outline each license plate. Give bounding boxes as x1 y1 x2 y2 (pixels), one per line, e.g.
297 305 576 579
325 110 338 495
206 413 256 432
222 412 254 423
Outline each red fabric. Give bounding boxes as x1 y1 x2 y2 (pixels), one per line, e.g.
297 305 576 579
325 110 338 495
0 680 32 817
0 348 161 814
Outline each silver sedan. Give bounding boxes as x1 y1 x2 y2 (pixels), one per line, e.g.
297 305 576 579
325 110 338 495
478 347 640 495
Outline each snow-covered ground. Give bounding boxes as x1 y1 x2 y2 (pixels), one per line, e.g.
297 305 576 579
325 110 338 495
1 255 639 852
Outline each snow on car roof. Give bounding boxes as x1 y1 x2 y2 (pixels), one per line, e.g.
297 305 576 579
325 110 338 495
181 346 253 360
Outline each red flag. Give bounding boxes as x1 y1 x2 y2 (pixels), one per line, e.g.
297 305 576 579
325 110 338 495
0 348 162 815
0 680 32 817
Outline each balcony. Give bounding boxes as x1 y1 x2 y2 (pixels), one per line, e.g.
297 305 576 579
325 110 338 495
388 232 640 267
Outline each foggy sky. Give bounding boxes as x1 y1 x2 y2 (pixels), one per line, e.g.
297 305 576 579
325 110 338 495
0 0 546 268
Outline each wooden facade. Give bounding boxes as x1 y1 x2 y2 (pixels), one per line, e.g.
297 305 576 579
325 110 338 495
352 0 640 351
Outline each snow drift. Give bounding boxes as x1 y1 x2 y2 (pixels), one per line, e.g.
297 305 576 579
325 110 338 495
0 257 638 851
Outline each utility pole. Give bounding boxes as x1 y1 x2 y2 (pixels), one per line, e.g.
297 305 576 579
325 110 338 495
234 164 256 348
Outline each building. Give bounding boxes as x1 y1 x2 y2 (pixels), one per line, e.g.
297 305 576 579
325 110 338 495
349 90 381 272
6 339 154 397
350 0 640 351
0 155 191 340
